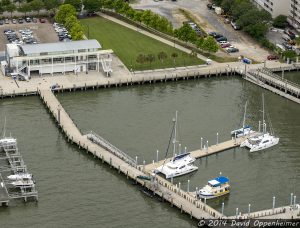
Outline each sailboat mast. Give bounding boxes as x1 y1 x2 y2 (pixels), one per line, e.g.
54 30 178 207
173 111 178 157
262 94 265 133
242 101 247 129
2 116 6 138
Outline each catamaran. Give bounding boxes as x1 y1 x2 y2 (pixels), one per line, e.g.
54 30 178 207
231 101 255 138
7 173 33 181
155 153 198 178
155 111 198 179
11 178 35 187
240 94 279 152
197 175 230 199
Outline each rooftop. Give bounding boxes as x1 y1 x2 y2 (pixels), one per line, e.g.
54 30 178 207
20 39 101 55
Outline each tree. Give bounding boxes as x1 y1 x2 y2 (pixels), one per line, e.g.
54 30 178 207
282 50 297 59
133 11 142 23
30 0 44 16
5 4 16 18
202 36 219 54
43 0 60 15
157 51 167 63
113 0 125 13
65 15 77 30
174 23 197 43
18 2 31 16
136 54 145 65
221 0 233 14
243 23 268 40
55 4 76 25
273 15 287 28
146 54 155 68
83 0 101 13
171 52 178 65
196 37 205 50
141 10 153 27
64 0 81 11
70 22 83 40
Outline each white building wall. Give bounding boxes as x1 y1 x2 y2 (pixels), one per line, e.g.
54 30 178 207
253 0 290 18
288 0 300 30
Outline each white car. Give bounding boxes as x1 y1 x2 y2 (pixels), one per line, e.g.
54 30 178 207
219 41 229 44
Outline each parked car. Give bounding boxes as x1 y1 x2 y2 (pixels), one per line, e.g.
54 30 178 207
18 18 24 23
218 40 228 44
0 20 3 25
39 18 46 23
5 19 9 24
25 17 32 23
226 47 239 53
221 43 231 48
216 36 228 42
209 31 223 39
32 18 38 23
12 19 17 24
267 55 279 60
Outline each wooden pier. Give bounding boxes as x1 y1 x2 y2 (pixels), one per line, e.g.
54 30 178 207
38 89 224 220
245 67 300 104
144 136 247 172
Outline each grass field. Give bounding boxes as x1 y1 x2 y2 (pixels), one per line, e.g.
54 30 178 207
80 17 205 71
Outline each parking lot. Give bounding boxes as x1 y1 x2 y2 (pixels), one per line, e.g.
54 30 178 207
0 19 59 51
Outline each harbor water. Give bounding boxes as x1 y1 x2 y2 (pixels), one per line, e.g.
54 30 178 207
0 72 299 227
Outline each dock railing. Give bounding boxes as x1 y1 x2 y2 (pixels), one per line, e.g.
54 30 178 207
261 67 300 90
86 131 137 168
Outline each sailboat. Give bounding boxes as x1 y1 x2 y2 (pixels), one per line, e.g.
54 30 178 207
0 117 17 146
155 111 198 179
231 101 255 138
240 94 279 152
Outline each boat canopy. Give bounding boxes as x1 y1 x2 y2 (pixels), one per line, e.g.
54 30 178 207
173 153 190 162
208 176 229 187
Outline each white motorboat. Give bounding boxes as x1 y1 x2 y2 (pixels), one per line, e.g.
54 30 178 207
155 111 198 179
231 101 255 138
7 173 32 181
241 94 279 152
197 176 230 199
155 153 198 178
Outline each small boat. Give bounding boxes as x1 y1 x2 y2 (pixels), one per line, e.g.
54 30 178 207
7 173 33 181
155 153 198 179
231 101 255 138
241 94 279 152
197 176 230 199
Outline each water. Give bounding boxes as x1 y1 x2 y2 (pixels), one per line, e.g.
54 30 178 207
278 71 300 84
0 73 300 227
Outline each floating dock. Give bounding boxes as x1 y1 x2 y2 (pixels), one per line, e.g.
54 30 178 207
0 138 38 205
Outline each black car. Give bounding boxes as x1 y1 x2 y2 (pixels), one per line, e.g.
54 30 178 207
226 47 239 53
216 36 227 42
0 20 3 25
25 17 32 23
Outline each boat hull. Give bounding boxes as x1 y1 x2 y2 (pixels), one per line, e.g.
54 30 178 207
249 138 279 152
198 190 230 199
165 166 198 179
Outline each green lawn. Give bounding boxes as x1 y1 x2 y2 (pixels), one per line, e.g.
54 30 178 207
80 17 205 71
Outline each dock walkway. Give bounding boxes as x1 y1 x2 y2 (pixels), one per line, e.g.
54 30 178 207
245 68 300 104
38 89 223 220
145 136 247 172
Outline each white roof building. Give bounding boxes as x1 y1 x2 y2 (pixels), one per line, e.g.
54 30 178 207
6 40 113 80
